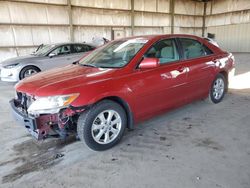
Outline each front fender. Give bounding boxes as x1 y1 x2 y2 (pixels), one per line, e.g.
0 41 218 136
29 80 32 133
70 86 135 129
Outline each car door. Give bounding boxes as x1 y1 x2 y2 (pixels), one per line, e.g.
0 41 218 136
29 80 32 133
177 37 216 102
42 44 76 70
129 38 189 119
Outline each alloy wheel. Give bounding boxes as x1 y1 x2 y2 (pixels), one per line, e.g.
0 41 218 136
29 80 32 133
91 110 122 144
212 77 225 100
24 69 38 78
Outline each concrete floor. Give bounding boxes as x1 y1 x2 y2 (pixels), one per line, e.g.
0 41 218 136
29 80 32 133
0 53 250 188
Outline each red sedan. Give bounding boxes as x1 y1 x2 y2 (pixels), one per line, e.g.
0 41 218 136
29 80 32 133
10 34 235 151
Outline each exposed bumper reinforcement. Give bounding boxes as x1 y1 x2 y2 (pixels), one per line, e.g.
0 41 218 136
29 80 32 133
9 99 40 139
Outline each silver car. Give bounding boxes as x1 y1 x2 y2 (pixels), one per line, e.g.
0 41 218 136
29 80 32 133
0 43 96 82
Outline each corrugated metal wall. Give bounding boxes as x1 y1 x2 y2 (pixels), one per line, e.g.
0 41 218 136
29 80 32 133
0 0 249 61
0 0 70 61
205 0 250 52
174 0 204 36
0 0 204 61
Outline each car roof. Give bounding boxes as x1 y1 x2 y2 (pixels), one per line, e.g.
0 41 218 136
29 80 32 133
117 34 203 41
46 35 202 47
43 42 96 47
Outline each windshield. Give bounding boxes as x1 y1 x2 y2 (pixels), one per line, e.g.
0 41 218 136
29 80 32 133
34 44 56 56
79 38 148 68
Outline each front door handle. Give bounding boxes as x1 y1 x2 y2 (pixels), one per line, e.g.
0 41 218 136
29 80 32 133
212 58 218 63
177 66 186 73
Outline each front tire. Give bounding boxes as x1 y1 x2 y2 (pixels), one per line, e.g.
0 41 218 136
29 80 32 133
19 66 40 80
77 100 127 151
209 73 227 104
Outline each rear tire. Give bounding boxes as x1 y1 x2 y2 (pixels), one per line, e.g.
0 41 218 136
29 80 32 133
77 100 127 151
209 73 227 104
19 66 40 80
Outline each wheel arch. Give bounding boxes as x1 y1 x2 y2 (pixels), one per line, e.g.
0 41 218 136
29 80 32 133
96 96 134 130
19 65 41 80
219 70 228 87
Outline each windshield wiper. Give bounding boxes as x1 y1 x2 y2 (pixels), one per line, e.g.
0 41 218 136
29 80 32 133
98 66 117 69
81 64 98 68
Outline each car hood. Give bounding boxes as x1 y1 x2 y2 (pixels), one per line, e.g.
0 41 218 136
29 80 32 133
15 64 116 96
0 55 39 67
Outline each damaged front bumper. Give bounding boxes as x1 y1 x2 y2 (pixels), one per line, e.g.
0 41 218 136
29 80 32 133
10 99 44 139
10 99 84 140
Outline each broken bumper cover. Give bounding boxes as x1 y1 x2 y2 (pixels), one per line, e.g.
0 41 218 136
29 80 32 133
10 99 48 140
10 98 86 140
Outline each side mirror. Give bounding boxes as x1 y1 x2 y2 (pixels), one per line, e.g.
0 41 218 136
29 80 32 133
49 53 56 58
139 58 160 69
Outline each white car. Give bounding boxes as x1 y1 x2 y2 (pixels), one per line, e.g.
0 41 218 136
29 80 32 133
0 43 96 82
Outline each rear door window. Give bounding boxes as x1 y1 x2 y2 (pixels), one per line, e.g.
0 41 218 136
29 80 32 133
179 38 213 59
144 39 179 64
51 45 71 56
73 44 91 53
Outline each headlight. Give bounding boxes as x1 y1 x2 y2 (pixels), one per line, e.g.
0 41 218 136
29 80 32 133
4 63 19 69
27 93 79 115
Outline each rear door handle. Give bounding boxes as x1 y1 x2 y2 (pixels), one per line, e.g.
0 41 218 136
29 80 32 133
212 58 222 66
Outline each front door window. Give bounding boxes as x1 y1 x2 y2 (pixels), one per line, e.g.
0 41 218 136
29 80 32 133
145 39 179 64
